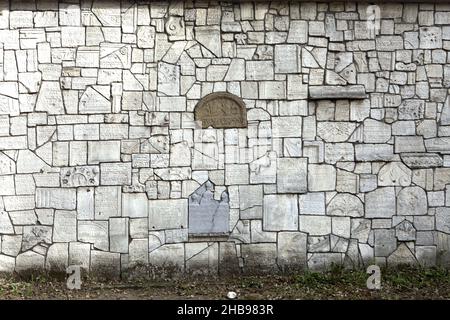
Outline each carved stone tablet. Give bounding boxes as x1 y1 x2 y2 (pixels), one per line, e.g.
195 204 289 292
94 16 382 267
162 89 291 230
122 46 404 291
194 92 247 129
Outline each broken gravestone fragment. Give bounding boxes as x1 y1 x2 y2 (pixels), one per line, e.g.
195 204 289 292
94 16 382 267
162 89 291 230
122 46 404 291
194 92 247 129
188 180 229 237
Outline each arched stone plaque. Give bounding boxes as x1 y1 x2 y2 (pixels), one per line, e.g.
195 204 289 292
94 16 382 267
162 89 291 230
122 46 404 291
194 92 247 129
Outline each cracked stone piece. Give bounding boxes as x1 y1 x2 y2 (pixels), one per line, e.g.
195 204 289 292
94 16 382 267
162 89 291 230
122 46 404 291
22 226 52 251
263 194 298 231
78 221 109 251
395 220 416 241
79 86 111 114
46 243 69 272
0 211 14 234
188 181 229 235
185 243 218 275
35 81 64 114
100 162 132 185
309 85 367 99
365 187 396 218
397 186 427 216
378 162 412 187
250 151 277 184
387 243 417 267
278 232 307 271
0 255 15 273
195 26 221 56
148 244 185 270
100 43 132 69
272 116 302 138
374 229 396 257
327 194 363 217
239 185 262 219
317 122 355 142
15 251 45 273
401 153 443 169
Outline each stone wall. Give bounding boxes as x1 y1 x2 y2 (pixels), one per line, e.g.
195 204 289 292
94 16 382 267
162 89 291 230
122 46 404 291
0 0 450 277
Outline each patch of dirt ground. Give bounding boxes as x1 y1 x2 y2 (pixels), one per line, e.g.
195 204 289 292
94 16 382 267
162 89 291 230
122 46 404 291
1 266 450 300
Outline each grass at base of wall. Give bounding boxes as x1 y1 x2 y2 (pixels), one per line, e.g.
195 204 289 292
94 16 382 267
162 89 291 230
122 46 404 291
1 265 450 299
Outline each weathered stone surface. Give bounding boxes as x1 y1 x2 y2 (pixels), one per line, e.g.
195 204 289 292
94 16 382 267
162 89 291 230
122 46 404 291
299 215 331 235
36 188 76 210
309 85 367 99
387 244 418 267
378 162 412 187
241 243 278 272
15 251 45 273
78 221 109 251
53 210 77 242
277 232 307 271
149 199 188 230
263 195 298 231
90 251 121 278
95 186 121 219
308 164 336 191
436 207 450 233
148 244 185 270
0 211 14 234
22 226 52 251
401 153 443 169
194 92 247 129
46 243 68 272
277 158 307 193
61 166 99 187
299 193 325 215
395 220 416 241
327 194 364 217
397 187 427 216
365 187 396 218
188 181 229 235
374 229 396 257
317 122 355 142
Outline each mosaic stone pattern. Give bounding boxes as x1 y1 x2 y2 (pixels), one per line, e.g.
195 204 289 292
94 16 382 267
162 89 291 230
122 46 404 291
0 0 450 276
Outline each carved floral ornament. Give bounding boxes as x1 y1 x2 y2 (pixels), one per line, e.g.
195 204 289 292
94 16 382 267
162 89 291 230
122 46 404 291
194 92 248 129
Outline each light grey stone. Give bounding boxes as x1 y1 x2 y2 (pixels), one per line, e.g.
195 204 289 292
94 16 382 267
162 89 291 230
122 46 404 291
401 153 443 169
309 85 367 99
53 210 77 242
241 243 277 272
299 193 325 215
378 162 412 187
78 221 109 251
395 220 416 241
299 215 331 235
45 243 68 272
239 185 263 219
277 158 307 193
308 164 336 191
263 194 298 231
149 199 188 230
374 229 397 257
387 243 418 267
15 251 45 273
122 193 148 218
327 194 364 217
278 232 307 270
366 187 396 218
397 187 427 216
436 207 450 233
90 251 121 278
95 186 121 219
110 218 129 253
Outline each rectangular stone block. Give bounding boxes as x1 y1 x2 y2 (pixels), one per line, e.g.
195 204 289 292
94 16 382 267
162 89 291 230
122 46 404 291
36 188 76 210
109 217 129 253
148 199 188 230
95 186 121 220
263 194 298 231
277 158 307 193
100 162 132 185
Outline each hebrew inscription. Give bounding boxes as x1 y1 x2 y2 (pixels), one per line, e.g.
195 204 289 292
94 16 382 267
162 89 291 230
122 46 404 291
194 92 247 129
